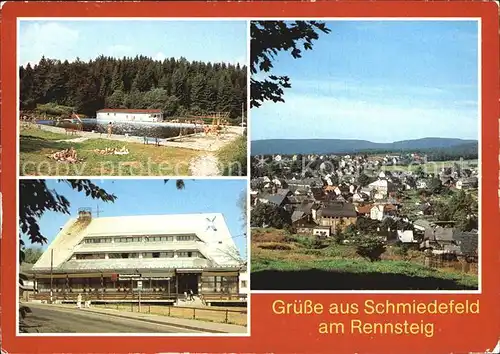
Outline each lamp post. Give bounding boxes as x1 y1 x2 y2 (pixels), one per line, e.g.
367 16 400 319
49 249 54 304
136 269 142 313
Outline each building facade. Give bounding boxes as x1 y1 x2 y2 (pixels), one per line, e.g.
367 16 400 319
31 210 245 303
96 109 163 123
315 202 357 235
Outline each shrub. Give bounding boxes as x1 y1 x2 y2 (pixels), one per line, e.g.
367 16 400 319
303 249 322 256
258 243 292 251
36 103 75 116
394 243 410 258
293 236 325 249
333 230 346 245
354 235 386 262
311 238 325 249
217 135 247 176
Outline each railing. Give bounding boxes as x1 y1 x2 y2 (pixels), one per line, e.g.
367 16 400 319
200 293 247 304
33 291 177 302
33 291 249 304
425 255 478 275
98 302 247 326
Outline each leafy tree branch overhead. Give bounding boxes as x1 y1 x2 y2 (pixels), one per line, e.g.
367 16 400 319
19 179 117 248
250 21 331 108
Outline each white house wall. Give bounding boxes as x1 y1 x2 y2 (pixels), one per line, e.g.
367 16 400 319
239 270 249 295
96 112 161 122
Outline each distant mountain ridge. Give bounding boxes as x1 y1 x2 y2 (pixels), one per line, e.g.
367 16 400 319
251 137 478 155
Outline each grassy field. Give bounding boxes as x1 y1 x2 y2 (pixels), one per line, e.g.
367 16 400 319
382 159 478 172
251 228 478 291
217 134 247 176
20 127 200 176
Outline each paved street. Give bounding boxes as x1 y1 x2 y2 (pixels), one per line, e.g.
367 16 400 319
20 303 202 333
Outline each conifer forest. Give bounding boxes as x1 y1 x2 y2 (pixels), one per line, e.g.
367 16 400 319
19 55 247 121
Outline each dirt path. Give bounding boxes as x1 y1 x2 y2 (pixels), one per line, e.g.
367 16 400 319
189 154 221 176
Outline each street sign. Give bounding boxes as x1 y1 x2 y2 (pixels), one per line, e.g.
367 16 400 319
118 274 141 279
137 281 143 289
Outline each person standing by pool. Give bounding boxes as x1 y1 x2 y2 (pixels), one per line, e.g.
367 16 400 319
107 122 113 137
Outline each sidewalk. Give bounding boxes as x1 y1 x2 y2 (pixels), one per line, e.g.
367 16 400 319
27 302 248 334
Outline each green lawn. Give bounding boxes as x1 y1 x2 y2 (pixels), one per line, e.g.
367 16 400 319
217 134 247 176
20 128 200 176
21 127 80 141
251 229 478 290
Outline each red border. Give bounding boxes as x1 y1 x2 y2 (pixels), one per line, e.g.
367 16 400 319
2 1 499 353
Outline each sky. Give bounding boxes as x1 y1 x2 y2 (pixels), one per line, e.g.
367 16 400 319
18 20 248 67
22 179 248 258
251 20 479 143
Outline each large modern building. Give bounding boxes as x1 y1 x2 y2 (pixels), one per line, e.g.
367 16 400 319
31 209 246 304
96 108 163 123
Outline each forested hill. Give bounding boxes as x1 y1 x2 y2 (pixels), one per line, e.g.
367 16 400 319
19 55 247 120
251 138 478 159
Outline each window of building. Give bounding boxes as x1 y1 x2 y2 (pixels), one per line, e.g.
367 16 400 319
177 235 193 241
129 253 139 258
75 253 104 260
121 253 129 259
187 251 193 257
146 235 174 242
241 280 247 288
108 253 121 259
152 252 160 258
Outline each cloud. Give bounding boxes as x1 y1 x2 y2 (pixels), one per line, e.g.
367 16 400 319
153 52 167 61
19 22 79 66
291 79 475 102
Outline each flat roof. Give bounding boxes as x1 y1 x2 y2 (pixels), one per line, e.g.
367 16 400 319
97 109 162 114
